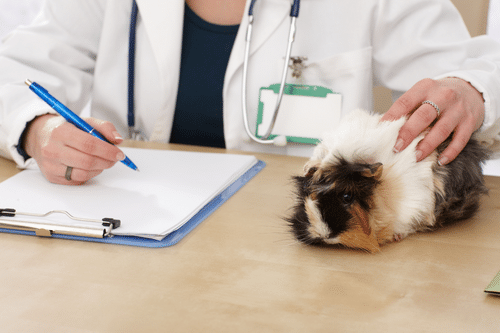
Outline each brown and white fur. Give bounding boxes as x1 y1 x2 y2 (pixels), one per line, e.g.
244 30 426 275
287 109 489 252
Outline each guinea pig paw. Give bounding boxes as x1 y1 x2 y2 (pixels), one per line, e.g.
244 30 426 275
393 233 404 242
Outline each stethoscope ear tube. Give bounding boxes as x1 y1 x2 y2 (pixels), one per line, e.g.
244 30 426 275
241 0 300 146
242 13 278 145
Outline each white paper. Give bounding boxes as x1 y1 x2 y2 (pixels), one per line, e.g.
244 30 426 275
0 148 258 240
483 158 500 177
258 90 342 139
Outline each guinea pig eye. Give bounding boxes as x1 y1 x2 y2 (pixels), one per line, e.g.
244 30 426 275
341 192 354 205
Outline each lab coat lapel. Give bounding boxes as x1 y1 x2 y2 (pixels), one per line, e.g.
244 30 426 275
135 0 288 97
225 0 289 93
135 0 184 92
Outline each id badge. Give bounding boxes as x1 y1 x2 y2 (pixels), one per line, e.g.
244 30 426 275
256 84 342 144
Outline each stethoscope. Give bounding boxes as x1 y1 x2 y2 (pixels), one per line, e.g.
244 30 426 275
128 0 144 140
242 0 300 147
127 0 300 145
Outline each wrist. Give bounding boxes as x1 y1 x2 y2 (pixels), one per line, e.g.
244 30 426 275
22 114 57 158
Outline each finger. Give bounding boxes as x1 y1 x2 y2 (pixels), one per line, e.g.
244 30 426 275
58 143 120 171
40 163 103 185
381 78 436 122
435 121 476 166
85 118 124 145
393 102 442 153
36 150 109 184
49 172 103 185
414 111 459 161
61 126 125 163
61 165 104 184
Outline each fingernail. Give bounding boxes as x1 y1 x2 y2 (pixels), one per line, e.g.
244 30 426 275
415 150 423 161
393 139 404 153
438 156 448 166
113 131 123 140
117 151 125 161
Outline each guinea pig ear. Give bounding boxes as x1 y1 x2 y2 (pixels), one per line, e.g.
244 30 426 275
361 162 383 180
303 161 320 177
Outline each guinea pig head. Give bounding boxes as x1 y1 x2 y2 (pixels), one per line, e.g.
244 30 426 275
288 158 384 252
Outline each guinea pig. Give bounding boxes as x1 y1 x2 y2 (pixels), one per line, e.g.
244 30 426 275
286 109 489 252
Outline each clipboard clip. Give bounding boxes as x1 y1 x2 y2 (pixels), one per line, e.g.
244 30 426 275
0 208 121 238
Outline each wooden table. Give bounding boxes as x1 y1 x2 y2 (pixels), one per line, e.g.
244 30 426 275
0 141 499 332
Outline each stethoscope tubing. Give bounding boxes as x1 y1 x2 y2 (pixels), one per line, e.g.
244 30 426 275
242 0 300 145
128 0 139 139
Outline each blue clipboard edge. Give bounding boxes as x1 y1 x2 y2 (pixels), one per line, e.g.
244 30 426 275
0 160 266 248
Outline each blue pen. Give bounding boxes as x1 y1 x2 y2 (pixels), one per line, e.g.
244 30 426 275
25 79 139 171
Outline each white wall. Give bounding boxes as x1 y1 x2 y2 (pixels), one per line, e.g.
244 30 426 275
488 0 500 42
0 0 92 116
0 0 44 44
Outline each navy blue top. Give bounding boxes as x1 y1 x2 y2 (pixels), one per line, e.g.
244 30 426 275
169 4 239 148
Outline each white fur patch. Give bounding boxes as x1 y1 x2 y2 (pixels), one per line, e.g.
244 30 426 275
305 197 331 239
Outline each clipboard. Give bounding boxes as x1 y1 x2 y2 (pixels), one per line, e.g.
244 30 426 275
0 149 265 248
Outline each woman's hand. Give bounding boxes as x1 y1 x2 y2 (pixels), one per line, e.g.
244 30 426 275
380 77 485 165
23 114 126 184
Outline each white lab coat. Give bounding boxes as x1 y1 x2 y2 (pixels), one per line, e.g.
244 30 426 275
1 0 500 168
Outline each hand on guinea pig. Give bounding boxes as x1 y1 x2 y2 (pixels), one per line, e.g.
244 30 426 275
381 77 485 166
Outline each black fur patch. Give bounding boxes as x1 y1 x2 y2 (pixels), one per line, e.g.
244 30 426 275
433 137 489 225
287 175 335 244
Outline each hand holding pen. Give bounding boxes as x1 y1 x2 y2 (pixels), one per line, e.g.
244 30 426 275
23 80 138 185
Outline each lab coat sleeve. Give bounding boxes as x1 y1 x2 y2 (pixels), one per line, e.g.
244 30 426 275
372 0 500 155
0 0 105 167
431 36 500 153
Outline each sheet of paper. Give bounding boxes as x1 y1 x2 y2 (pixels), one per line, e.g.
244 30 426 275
258 89 342 139
483 158 500 177
0 148 258 240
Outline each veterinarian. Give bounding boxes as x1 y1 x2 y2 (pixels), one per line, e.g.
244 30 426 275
1 0 500 184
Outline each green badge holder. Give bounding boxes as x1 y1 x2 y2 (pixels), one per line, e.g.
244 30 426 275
256 84 341 145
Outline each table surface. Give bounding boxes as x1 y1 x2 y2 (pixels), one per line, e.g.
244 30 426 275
0 141 499 332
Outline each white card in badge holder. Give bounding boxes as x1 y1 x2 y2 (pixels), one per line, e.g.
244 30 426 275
257 84 342 144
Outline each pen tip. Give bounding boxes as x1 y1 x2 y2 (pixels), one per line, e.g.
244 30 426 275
25 79 32 86
135 168 140 172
